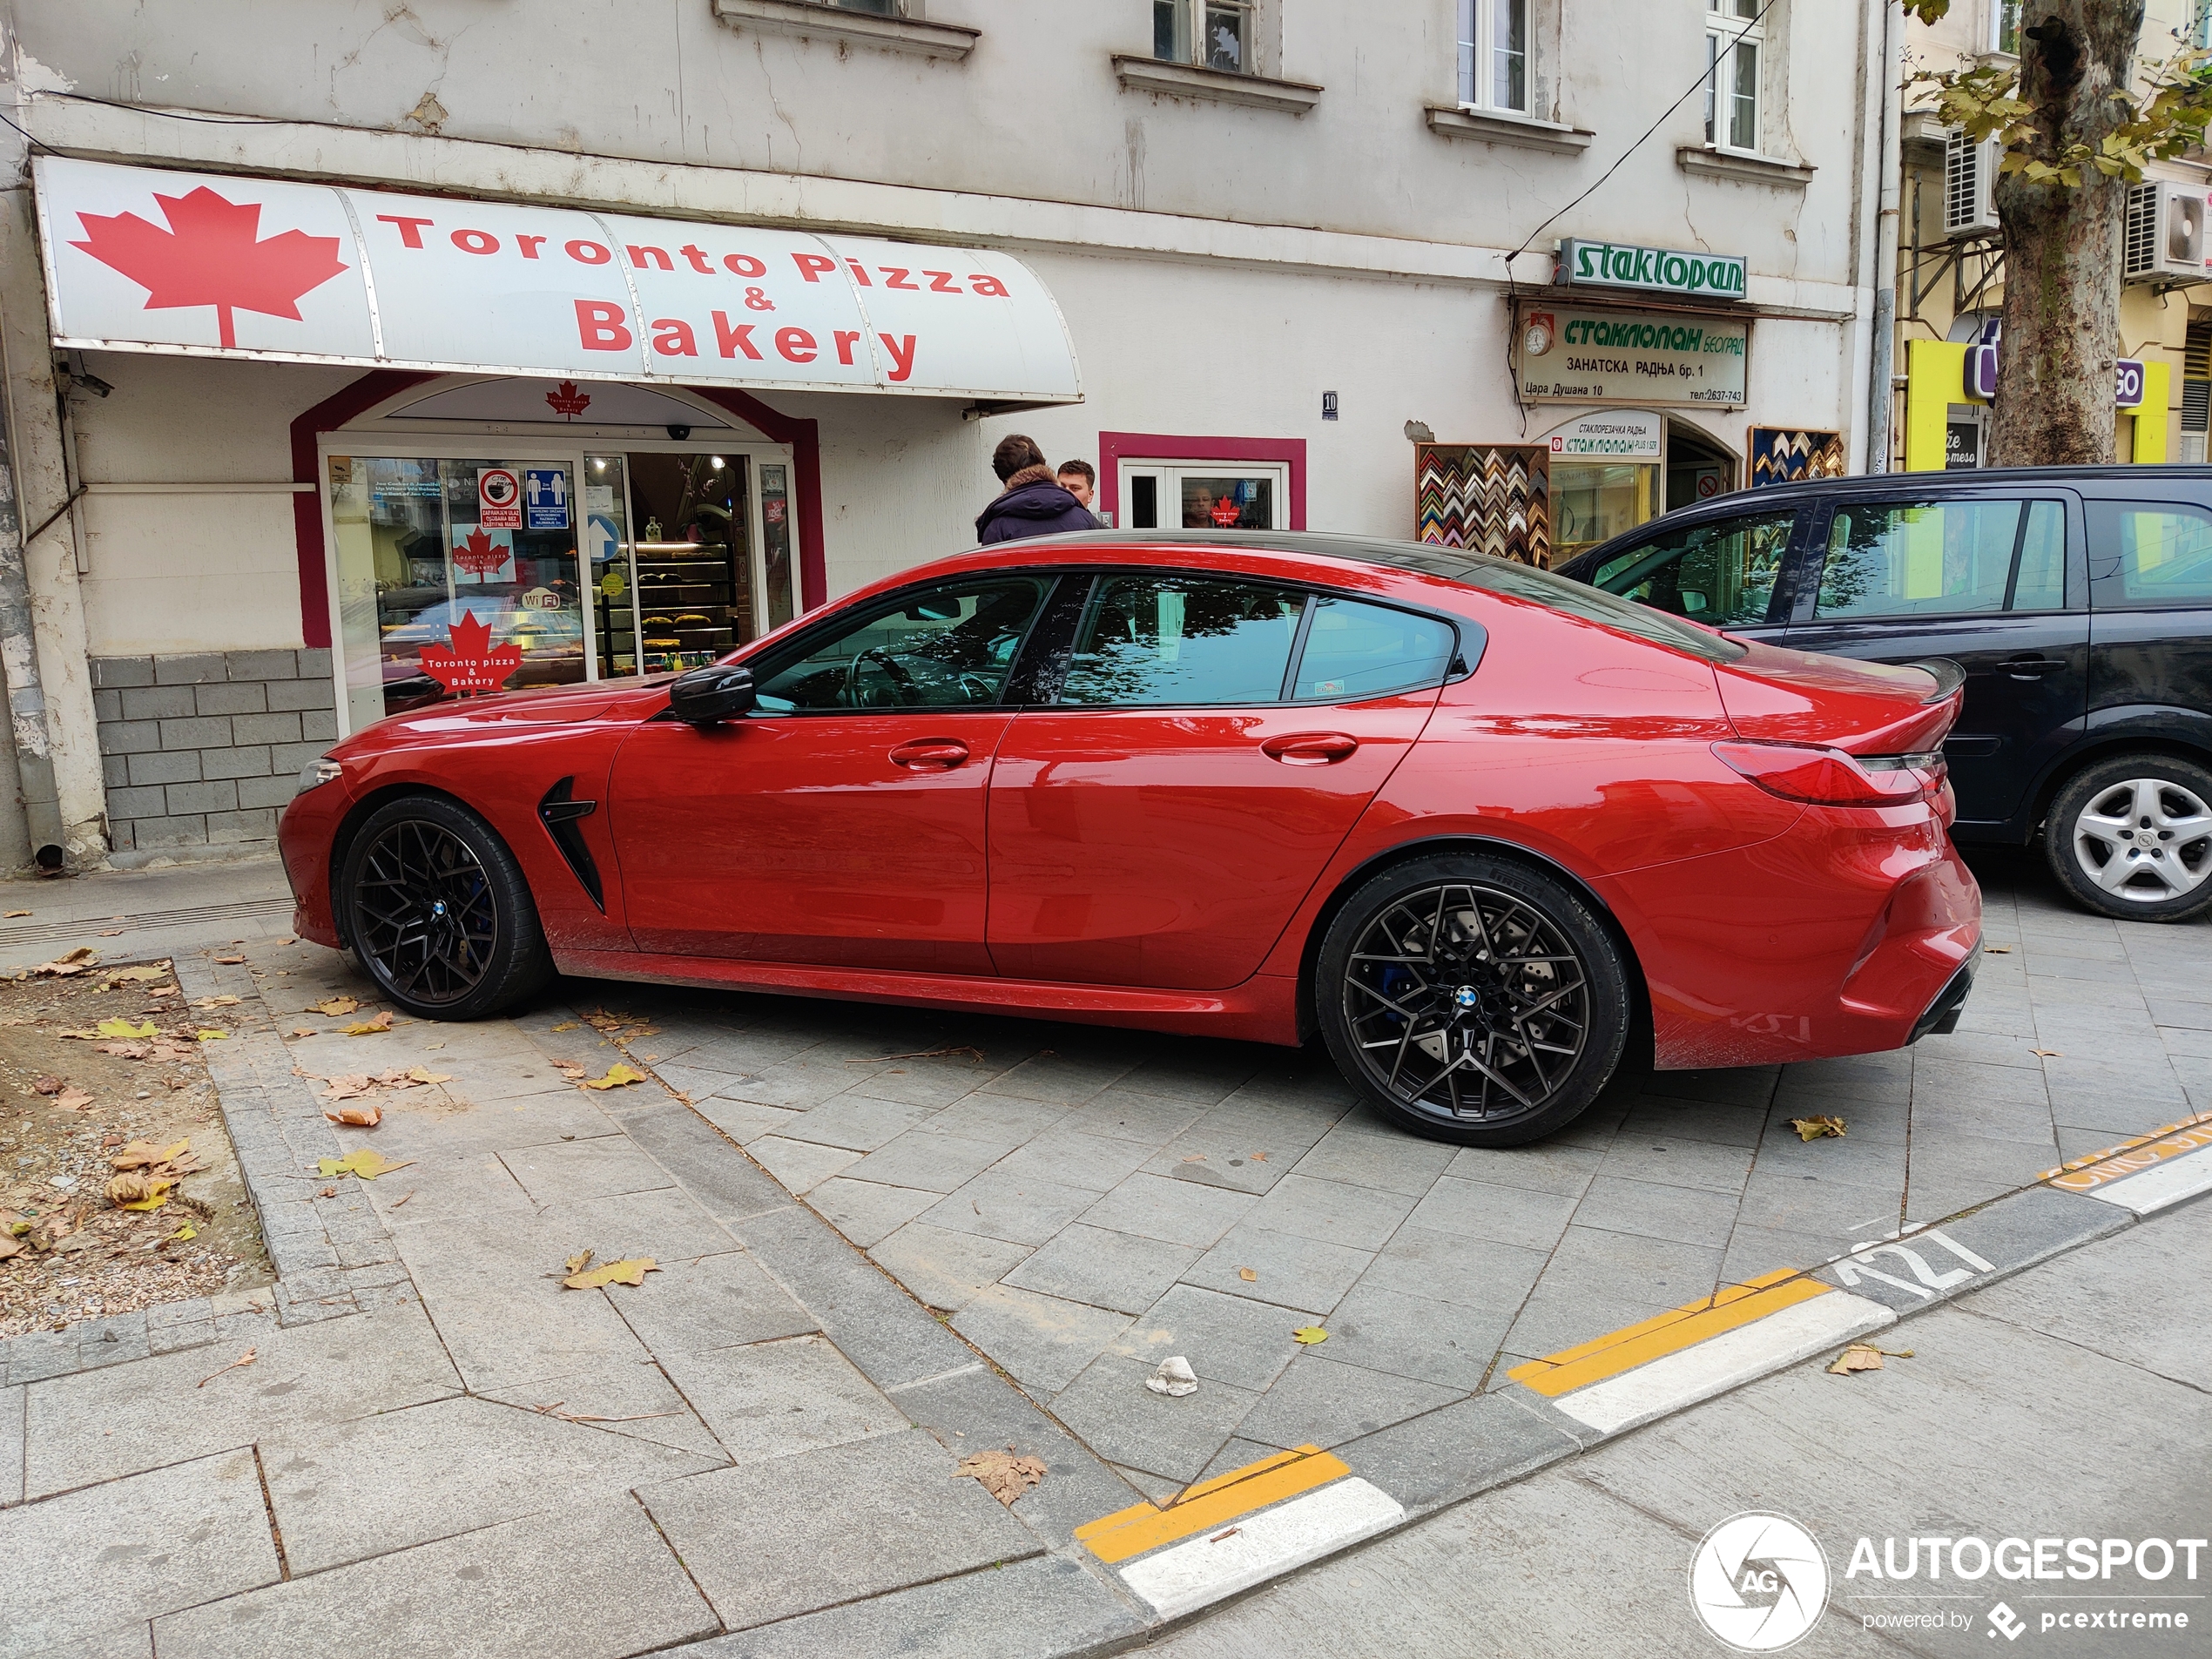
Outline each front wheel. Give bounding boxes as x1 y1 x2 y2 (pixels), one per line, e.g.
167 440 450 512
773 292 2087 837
1315 854 1631 1147
337 794 554 1020
2044 755 2212 922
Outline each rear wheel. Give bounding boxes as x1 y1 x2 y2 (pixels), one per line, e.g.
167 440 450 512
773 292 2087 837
337 794 553 1020
1315 854 1631 1147
2044 755 2212 923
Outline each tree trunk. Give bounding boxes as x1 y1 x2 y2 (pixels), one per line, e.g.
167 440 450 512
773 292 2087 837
1989 0 2146 466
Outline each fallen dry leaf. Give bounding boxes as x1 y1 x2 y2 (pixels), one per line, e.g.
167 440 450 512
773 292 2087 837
549 1021 582 1032
192 995 242 1009
581 1064 645 1090
211 954 246 965
1828 1342 1914 1376
955 1447 1047 1507
105 964 172 984
288 1028 317 1037
2 908 27 917
2031 1049 2062 1058
565 1249 594 1276
319 1185 338 1197
315 1148 413 1181
1238 1267 1258 1282
1250 1151 1268 1162
194 1028 229 1042
57 1087 96 1113
320 1075 375 1100
1789 1116 1848 1141
32 947 98 976
96 1017 157 1039
307 996 361 1016
324 1103 383 1127
0 1236 22 1261
1291 1325 1330 1345
1984 944 2013 954
31 1075 63 1095
109 1138 192 1170
342 1012 395 1036
197 1346 257 1387
842 1044 987 1066
168 1223 199 1243
390 1190 414 1208
551 1060 588 1079
107 1172 173 1211
97 929 124 938
563 1256 659 1289
406 1067 453 1085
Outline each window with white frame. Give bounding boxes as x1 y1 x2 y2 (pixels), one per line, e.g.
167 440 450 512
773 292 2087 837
1155 0 1256 73
1458 0 1528 113
1993 0 2021 53
1704 0 1763 153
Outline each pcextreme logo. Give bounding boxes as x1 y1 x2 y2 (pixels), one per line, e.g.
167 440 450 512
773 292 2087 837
1689 1513 1830 1652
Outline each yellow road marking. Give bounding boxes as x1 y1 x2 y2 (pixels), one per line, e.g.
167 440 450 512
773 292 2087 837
2040 1110 2212 1190
1507 1269 1830 1398
1076 1444 1352 1565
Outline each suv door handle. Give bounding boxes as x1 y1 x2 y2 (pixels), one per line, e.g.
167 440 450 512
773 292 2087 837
888 738 970 770
2003 655 2068 679
1261 732 1359 766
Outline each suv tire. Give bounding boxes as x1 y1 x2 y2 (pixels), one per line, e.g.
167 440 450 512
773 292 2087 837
2044 754 2212 923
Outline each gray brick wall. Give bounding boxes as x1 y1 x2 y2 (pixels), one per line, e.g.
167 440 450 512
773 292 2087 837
91 649 337 852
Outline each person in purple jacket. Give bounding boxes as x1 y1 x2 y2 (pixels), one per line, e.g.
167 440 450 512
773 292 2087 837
974 434 1099 543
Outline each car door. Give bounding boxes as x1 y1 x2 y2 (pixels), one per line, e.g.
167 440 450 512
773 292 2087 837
1581 504 1806 646
608 573 1055 971
2082 495 2212 752
1784 490 2087 831
987 573 1455 990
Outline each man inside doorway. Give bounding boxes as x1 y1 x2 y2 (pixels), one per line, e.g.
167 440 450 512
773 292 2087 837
975 435 1098 543
1056 458 1096 511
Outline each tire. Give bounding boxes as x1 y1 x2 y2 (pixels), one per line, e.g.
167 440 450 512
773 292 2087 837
335 793 554 1020
2043 754 2212 923
1315 853 1632 1147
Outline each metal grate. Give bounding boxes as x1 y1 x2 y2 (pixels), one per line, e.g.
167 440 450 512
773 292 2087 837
1944 133 1997 235
2124 183 2159 275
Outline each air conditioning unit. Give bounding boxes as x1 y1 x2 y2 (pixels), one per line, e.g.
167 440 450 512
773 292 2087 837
2123 180 2209 281
1944 132 2001 238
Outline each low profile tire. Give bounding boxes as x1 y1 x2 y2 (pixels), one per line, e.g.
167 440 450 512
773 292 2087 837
336 793 554 1020
2044 755 2212 923
1315 853 1631 1147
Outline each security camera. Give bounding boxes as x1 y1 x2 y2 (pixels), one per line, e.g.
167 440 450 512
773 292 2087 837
666 423 691 441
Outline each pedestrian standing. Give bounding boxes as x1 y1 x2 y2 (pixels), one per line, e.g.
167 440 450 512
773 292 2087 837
975 435 1097 543
1055 458 1096 511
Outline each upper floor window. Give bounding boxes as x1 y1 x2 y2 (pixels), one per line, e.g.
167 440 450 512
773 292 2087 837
1992 0 2022 52
1458 0 1528 113
1156 0 1253 73
1704 0 1763 153
827 0 901 11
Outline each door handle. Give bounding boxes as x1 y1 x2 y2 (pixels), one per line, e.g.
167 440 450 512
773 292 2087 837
1261 732 1359 766
2003 655 2067 679
888 738 970 771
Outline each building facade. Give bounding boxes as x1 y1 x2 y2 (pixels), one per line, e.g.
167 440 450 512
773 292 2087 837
0 0 1889 873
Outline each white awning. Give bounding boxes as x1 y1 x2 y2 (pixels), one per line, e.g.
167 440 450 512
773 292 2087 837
33 156 1082 404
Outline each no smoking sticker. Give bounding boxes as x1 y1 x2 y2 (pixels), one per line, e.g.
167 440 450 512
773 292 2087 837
477 467 523 529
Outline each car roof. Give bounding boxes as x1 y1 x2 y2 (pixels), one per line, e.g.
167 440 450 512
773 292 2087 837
937 527 1519 586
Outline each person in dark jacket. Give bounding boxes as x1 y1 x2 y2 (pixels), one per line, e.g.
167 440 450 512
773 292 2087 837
975 434 1098 543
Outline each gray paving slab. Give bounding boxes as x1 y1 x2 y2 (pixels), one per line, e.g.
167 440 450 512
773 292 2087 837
988 1125 1157 1192
1318 1284 1520 1391
951 1284 1133 1393
0 1448 279 1659
1291 1123 1460 1195
747 1134 860 1194
840 1129 1011 1193
0 1385 20 1506
1402 1173 1580 1251
650 1332 909 1462
1002 1223 1198 1316
1050 1352 1260 1483
870 1220 1035 1312
1238 1172 1417 1251
841 1053 1015 1110
481 1357 725 1459
1443 1139 1605 1197
1180 1221 1374 1315
975 1046 1136 1106
806 1175 941 1245
260 1392 717 1573
531 1184 748 1264
1593 1132 1756 1193
1057 1086 1213 1143
152 1497 716 1659
919 1167 1104 1245
920 1091 1076 1144
603 1250 820 1354
776 1091 938 1150
1358 1224 1551 1312
497 1135 675 1204
1110 1281 1315 1393
1077 1171 1258 1249
637 1427 1042 1632
1569 1172 1741 1247
686 1550 1143 1659
1231 1352 1464 1451
1335 1387 1581 1516
612 1096 797 1221
24 1303 461 1497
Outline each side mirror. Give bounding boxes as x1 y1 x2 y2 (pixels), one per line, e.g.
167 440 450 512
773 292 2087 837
667 664 755 726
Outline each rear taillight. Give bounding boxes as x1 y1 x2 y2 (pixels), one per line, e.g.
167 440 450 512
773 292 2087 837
1712 740 1947 808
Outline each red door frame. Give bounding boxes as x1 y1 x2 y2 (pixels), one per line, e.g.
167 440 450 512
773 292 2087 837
1096 431 1308 533
289 374 829 647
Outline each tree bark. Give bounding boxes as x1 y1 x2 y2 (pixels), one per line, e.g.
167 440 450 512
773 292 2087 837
1989 0 2146 466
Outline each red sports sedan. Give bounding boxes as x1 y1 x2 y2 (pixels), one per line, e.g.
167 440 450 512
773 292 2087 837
280 532 1979 1146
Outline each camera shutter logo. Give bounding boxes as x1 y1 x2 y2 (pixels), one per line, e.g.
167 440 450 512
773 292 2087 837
1689 1513 1830 1652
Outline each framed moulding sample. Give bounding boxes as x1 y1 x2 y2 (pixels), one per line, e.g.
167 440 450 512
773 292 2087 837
1748 427 1845 488
1415 444 1552 567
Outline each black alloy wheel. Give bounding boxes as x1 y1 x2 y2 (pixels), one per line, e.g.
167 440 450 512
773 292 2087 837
338 794 553 1021
1316 854 1631 1146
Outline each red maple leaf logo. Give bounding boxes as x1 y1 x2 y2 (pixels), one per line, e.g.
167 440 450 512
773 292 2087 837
70 186 349 350
417 610 523 698
545 381 593 420
1209 496 1242 528
450 527 511 580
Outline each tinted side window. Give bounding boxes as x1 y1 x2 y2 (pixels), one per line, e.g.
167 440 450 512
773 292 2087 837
1057 576 1305 706
2088 501 2212 608
752 578 1048 711
1592 510 1796 626
1816 499 2047 620
1292 597 1456 700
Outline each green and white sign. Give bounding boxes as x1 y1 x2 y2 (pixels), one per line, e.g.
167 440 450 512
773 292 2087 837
1515 302 1749 408
1557 239 1748 300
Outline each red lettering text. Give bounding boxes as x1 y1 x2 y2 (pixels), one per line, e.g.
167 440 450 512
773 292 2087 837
969 273 1010 298
878 332 916 382
626 245 674 272
776 327 819 363
678 244 714 274
724 253 766 277
451 228 499 256
376 214 435 248
652 318 699 356
576 300 633 352
516 234 547 260
833 329 862 365
566 239 612 266
846 260 873 287
926 270 961 293
792 253 838 283
880 266 917 290
712 312 765 360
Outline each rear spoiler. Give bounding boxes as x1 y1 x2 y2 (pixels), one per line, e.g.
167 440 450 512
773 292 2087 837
1907 658 1966 703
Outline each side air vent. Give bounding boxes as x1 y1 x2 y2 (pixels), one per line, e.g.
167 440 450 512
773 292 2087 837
537 776 604 911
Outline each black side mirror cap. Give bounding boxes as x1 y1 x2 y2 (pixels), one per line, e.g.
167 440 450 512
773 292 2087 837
667 664 756 725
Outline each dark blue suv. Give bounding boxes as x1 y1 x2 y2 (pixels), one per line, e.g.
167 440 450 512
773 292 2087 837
1554 466 2212 922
